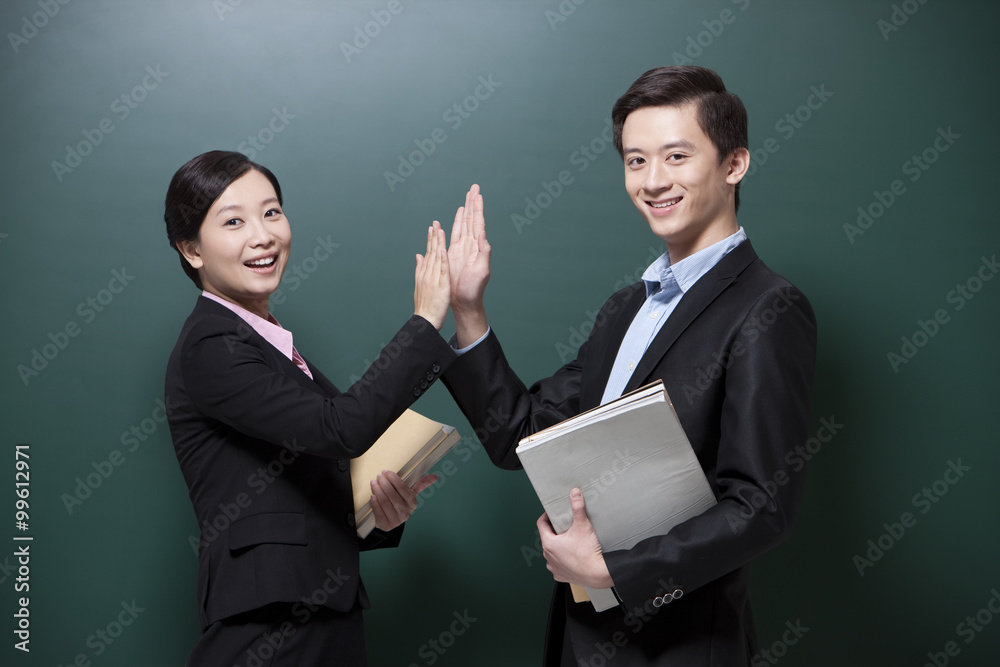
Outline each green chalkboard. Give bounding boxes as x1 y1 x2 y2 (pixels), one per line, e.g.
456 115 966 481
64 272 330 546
2 1 998 665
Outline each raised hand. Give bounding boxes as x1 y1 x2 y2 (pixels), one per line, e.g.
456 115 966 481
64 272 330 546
447 184 491 347
413 221 450 331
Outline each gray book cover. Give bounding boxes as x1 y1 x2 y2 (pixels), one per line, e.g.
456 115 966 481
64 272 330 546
516 381 717 611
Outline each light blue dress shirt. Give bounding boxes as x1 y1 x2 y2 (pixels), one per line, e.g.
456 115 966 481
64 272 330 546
599 228 747 405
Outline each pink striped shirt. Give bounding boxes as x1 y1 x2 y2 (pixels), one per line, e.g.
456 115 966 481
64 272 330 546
201 291 314 379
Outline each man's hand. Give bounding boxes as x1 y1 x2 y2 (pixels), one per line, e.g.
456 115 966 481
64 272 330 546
537 488 614 589
370 470 438 532
447 184 491 347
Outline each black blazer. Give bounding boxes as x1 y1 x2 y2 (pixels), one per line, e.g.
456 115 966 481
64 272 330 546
166 296 455 628
442 241 817 666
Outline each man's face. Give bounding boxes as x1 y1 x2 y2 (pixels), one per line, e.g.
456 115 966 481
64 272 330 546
621 103 746 262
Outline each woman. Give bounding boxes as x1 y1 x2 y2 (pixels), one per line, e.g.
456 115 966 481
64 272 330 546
162 150 454 665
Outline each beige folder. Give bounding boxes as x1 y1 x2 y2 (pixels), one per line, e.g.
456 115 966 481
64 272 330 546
352 409 461 538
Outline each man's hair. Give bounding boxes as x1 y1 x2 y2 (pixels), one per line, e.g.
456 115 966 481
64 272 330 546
163 150 283 289
612 66 748 211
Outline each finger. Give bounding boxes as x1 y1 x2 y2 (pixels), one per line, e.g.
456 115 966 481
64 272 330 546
410 473 438 496
370 487 393 529
537 512 556 538
472 187 485 238
371 477 405 526
569 488 588 526
464 186 475 236
450 206 465 246
378 470 415 507
434 224 446 257
424 227 440 276
414 253 424 281
424 224 435 257
439 239 450 281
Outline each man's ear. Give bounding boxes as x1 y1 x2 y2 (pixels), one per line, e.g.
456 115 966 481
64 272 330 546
725 147 750 185
176 239 204 270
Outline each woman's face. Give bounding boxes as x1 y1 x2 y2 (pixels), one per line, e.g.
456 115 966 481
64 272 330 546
178 169 291 317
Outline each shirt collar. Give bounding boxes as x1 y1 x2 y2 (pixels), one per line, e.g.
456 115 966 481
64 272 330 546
641 227 747 297
201 291 297 364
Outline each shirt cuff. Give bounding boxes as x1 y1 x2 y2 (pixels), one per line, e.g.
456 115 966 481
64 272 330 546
450 327 491 355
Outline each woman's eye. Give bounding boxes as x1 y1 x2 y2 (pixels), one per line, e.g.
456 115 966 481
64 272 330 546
224 218 241 226
265 208 282 217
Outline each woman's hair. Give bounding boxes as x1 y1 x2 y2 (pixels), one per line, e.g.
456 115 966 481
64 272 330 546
163 150 283 289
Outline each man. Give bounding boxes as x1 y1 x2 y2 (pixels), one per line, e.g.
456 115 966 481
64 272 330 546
443 66 817 665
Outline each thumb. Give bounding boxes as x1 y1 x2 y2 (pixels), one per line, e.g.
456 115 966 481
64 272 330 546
569 488 588 526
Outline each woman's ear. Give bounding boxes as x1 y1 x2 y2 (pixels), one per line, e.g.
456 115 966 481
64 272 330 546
176 239 204 270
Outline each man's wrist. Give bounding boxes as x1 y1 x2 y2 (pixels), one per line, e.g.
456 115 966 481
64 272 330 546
453 305 488 348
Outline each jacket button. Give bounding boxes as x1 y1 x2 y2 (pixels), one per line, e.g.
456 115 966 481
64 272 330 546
432 363 441 373
652 596 664 608
419 379 428 390
346 513 356 528
426 370 435 381
337 460 348 472
412 387 421 397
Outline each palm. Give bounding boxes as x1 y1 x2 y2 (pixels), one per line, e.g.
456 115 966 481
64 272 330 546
447 184 490 310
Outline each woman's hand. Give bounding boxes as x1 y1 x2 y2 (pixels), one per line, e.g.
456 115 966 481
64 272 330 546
447 184 491 347
370 470 438 532
413 222 451 331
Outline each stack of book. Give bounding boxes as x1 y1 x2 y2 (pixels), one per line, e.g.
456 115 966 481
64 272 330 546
516 381 717 611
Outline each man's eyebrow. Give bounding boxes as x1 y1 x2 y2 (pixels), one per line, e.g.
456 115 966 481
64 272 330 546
624 140 697 155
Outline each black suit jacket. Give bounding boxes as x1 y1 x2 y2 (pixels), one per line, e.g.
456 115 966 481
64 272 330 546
166 296 455 629
443 241 817 666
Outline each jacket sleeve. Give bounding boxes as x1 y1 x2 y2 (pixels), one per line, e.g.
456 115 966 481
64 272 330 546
181 314 456 459
441 282 630 469
603 284 817 608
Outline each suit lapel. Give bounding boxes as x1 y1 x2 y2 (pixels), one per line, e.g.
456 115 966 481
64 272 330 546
581 283 647 410
195 296 333 398
622 240 759 394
